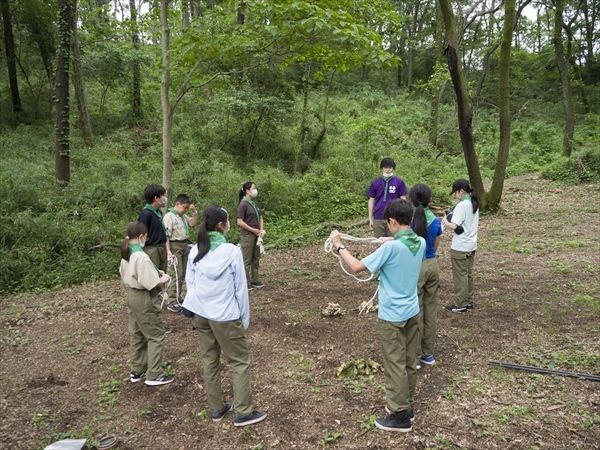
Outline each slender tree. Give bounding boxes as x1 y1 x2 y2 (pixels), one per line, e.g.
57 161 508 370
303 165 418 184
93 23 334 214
72 0 93 144
437 0 485 205
485 0 516 212
55 0 73 185
553 0 575 157
1 0 22 113
130 0 142 120
160 0 173 200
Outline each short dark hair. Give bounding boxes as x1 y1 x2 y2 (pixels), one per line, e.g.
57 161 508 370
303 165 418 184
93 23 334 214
380 157 396 169
383 199 413 226
144 184 166 204
174 194 191 205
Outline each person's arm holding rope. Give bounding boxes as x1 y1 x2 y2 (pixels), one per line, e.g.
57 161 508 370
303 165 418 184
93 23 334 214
329 230 368 274
237 217 261 237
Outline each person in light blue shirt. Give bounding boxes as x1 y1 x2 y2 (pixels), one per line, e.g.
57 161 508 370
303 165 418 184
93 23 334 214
329 199 425 433
183 205 267 427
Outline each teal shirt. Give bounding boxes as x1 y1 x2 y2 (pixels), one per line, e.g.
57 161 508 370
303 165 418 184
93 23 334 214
362 238 425 322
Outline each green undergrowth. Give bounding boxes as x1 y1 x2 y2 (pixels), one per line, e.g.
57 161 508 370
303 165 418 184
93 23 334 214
1 90 598 294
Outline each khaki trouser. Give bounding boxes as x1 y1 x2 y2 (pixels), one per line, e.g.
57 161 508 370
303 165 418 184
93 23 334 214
192 315 254 416
379 315 419 413
126 287 166 380
240 233 260 283
167 241 190 301
417 257 439 359
451 249 476 308
144 245 167 272
373 219 393 238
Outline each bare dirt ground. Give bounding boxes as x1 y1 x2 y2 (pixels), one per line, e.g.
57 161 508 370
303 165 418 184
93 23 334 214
1 175 599 450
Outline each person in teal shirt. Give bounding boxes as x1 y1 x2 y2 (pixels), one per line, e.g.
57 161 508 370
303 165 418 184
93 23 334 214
329 199 425 433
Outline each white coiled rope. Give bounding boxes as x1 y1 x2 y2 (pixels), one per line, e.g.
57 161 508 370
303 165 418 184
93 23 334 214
256 230 266 254
324 233 381 314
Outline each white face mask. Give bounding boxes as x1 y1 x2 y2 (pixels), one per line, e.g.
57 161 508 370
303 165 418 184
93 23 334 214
382 171 393 178
161 197 168 207
250 189 258 198
139 236 146 247
222 221 230 235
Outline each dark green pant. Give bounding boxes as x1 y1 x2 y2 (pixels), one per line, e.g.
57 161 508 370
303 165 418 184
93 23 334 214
168 241 190 300
451 249 476 308
192 315 254 416
417 257 439 359
126 287 166 380
144 245 167 272
379 315 419 413
240 233 260 283
373 219 393 238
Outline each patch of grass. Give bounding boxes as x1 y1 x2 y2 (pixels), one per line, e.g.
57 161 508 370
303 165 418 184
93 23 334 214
441 387 457 400
358 414 377 430
97 379 120 407
550 260 573 274
320 430 342 448
4 331 28 347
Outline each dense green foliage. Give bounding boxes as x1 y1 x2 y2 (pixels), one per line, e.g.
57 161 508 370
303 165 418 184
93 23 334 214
2 86 598 293
0 0 599 293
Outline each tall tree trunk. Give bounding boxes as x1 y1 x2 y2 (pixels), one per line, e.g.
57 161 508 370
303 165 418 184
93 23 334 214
310 69 335 161
1 0 21 113
486 0 516 212
553 0 574 157
429 1 444 147
72 0 93 145
438 0 485 206
161 0 173 201
406 1 419 89
55 0 73 185
182 0 190 27
130 0 142 120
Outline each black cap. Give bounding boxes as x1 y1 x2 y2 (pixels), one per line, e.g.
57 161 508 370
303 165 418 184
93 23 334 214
450 179 470 195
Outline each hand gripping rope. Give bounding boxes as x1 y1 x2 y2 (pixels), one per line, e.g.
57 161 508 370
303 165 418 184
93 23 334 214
324 233 381 314
157 256 177 308
256 230 266 254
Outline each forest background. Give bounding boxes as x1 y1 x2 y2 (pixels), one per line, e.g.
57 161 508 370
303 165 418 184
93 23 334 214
0 0 598 294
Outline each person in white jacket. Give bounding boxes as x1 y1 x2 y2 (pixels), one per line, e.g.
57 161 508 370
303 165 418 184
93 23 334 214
183 205 267 427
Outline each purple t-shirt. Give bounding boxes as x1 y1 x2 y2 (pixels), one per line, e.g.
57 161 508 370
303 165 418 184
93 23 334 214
367 176 408 220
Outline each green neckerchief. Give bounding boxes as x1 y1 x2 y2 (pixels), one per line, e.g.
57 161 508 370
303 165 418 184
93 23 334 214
412 206 436 227
168 207 189 238
129 243 162 276
208 231 227 251
448 194 472 213
242 197 260 222
382 175 394 202
394 229 422 256
143 203 167 237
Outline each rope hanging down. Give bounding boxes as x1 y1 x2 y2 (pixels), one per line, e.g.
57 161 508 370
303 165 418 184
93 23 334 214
324 233 381 314
256 231 266 254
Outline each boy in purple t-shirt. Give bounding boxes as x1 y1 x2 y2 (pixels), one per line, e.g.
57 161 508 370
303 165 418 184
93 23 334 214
368 157 408 237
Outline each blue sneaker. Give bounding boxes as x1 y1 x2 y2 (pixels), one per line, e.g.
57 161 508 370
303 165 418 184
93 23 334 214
233 411 267 427
212 402 232 422
375 412 412 432
420 355 435 365
385 405 415 422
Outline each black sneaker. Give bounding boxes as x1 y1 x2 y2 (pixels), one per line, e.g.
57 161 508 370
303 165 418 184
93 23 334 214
164 326 173 334
445 304 467 313
466 302 474 310
385 406 415 422
375 412 412 432
233 411 267 427
247 283 253 291
251 281 265 288
177 297 185 306
167 303 182 313
212 402 232 422
130 372 146 383
145 375 174 386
